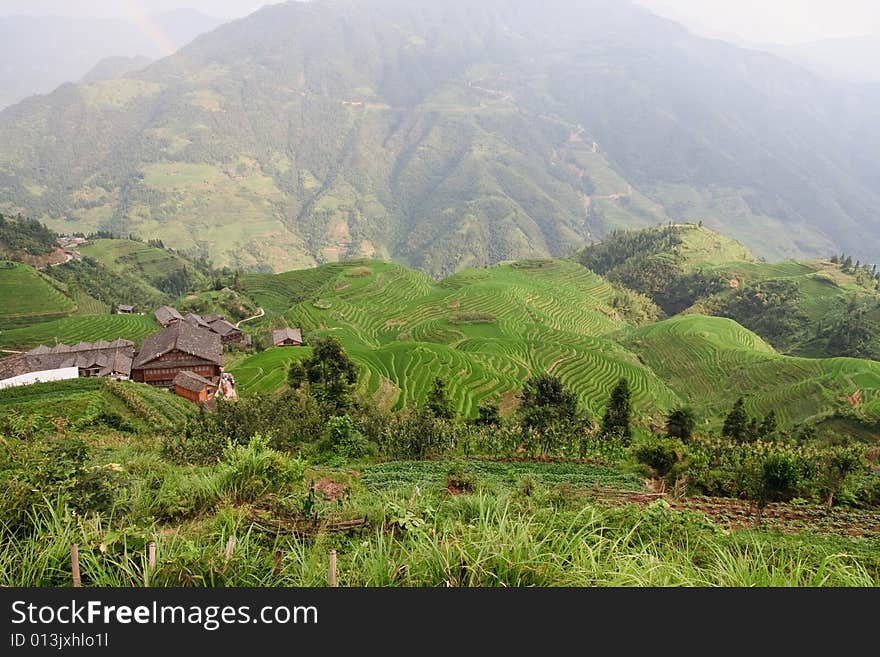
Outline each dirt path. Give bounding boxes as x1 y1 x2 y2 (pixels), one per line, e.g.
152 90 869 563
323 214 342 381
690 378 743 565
236 307 265 329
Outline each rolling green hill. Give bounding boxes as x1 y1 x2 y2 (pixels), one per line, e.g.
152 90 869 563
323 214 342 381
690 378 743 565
578 224 880 357
1 0 878 275
236 258 880 436
0 378 195 432
0 262 76 329
619 315 880 434
0 314 159 350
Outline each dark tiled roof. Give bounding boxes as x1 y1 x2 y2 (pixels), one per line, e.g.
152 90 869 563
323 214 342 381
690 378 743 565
173 370 216 393
184 313 211 329
0 354 36 380
202 313 223 324
0 340 136 379
209 319 240 336
155 306 184 326
273 328 303 344
133 323 223 369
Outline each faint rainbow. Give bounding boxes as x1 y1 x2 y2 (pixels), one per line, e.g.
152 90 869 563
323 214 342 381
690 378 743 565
122 0 179 57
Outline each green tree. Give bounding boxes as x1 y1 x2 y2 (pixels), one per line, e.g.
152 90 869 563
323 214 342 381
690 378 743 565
816 447 863 511
716 280 809 351
666 406 696 441
287 337 358 415
601 378 633 442
722 398 749 442
426 377 455 420
518 375 578 432
473 401 501 427
749 451 803 525
816 297 880 360
757 411 777 440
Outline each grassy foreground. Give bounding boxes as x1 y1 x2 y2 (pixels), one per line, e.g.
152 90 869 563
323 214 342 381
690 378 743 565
2 435 877 587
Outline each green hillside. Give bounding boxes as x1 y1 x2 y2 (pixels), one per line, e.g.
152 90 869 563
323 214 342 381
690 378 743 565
0 262 76 329
238 258 680 421
619 315 880 433
0 314 159 350
2 1 879 275
79 239 206 289
691 258 880 337
579 224 880 358
237 258 880 435
0 378 195 432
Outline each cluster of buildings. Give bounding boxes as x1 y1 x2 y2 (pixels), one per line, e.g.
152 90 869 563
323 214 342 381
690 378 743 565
154 306 248 346
0 303 306 407
0 306 241 405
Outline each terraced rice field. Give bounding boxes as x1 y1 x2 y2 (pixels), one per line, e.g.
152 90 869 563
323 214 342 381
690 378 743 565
232 347 313 395
0 314 159 350
241 259 680 421
80 239 202 286
0 263 76 328
241 258 880 432
621 314 880 427
0 378 195 429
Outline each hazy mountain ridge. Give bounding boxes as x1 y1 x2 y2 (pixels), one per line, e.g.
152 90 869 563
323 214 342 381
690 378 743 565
0 10 220 109
1 0 878 274
81 56 156 84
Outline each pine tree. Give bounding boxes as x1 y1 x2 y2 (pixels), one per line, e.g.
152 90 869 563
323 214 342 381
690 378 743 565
722 398 749 442
518 375 578 431
666 406 696 441
473 402 501 427
287 337 358 415
758 411 777 440
426 378 455 420
601 378 633 442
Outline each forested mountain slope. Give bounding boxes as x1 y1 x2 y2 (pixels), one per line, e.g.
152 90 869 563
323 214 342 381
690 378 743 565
1 0 878 275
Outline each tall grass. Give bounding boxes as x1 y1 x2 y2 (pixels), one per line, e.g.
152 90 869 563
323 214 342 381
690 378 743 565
2 494 875 587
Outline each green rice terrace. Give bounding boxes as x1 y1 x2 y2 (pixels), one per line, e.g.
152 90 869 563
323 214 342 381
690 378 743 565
238 256 880 435
0 262 76 329
0 314 159 350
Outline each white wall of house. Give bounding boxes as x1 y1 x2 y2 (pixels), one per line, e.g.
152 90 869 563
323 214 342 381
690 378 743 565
0 367 80 389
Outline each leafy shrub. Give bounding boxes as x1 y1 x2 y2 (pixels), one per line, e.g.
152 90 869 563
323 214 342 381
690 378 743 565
308 415 377 462
445 463 478 493
633 437 684 478
162 417 229 465
379 409 455 459
219 434 306 502
0 436 121 535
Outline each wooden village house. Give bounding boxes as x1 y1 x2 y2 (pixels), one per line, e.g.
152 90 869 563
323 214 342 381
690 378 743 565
273 327 304 347
173 371 218 404
207 318 243 344
131 322 222 388
155 305 184 327
0 339 135 389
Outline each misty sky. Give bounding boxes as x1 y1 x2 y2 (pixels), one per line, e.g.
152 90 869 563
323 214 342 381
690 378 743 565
0 0 271 20
637 0 880 44
0 0 878 44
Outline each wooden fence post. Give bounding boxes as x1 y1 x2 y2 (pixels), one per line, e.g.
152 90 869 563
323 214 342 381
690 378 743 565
328 549 338 587
71 544 81 588
148 542 156 570
221 536 236 575
273 549 283 579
